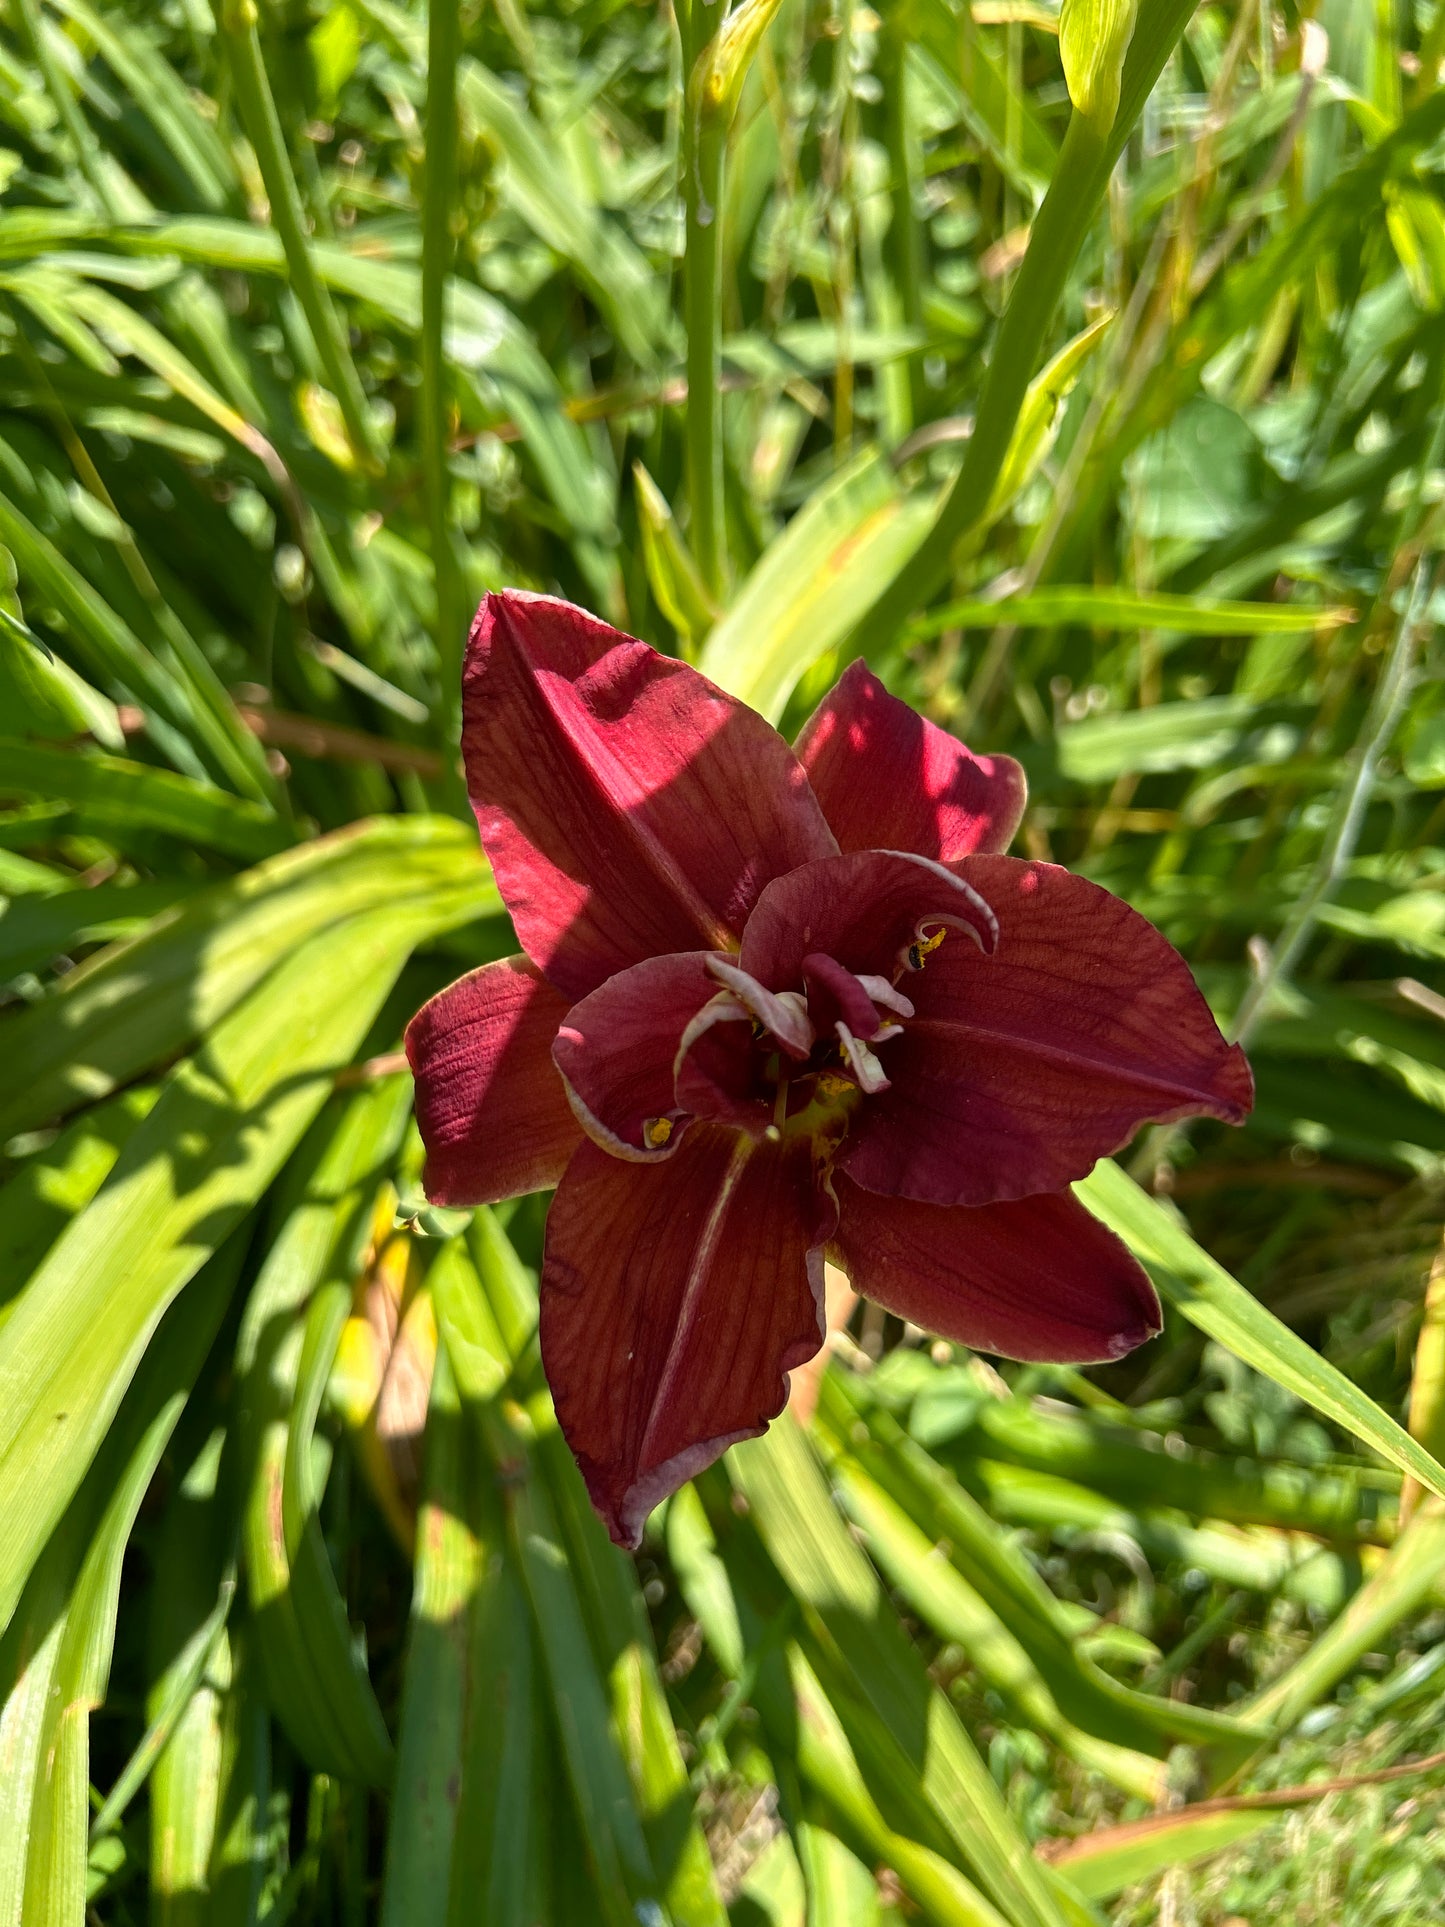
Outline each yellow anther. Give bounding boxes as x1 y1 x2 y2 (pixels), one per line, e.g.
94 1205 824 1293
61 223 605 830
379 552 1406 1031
816 1071 856 1099
643 1116 674 1149
906 927 948 971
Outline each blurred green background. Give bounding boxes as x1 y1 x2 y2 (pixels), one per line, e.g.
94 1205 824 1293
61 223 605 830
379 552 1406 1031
1 0 1445 1921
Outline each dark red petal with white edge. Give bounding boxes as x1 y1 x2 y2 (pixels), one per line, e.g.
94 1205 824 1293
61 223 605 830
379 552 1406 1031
841 855 1254 1207
831 1176 1160 1363
795 659 1027 861
462 592 837 1001
406 955 581 1206
540 1129 834 1550
738 848 998 992
801 951 887 1042
673 994 773 1135
551 952 721 1160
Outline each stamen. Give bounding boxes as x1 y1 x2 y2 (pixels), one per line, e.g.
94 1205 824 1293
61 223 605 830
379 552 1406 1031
816 1070 855 1098
904 926 948 972
835 1023 890 1095
643 1116 674 1149
856 973 915 1020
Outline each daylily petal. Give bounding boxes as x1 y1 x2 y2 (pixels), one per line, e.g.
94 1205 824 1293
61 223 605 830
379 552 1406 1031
463 592 838 999
842 856 1253 1206
831 1176 1160 1363
739 849 998 991
795 660 1027 860
674 993 774 1134
552 952 719 1161
856 973 915 1022
406 955 581 1206
707 956 814 1057
802 951 883 1042
836 1025 890 1094
540 1130 833 1549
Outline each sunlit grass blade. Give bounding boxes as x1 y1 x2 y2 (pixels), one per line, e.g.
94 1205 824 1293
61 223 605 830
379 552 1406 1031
236 1080 411 1785
1079 1160 1445 1508
0 816 495 1141
0 903 441 1635
731 1418 1097 1927
0 1235 239 1923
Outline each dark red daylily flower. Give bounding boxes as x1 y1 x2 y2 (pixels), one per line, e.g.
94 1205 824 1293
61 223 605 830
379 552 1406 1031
407 591 1253 1548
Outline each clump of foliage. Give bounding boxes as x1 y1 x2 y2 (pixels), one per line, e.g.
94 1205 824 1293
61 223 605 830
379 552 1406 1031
0 0 1443 1922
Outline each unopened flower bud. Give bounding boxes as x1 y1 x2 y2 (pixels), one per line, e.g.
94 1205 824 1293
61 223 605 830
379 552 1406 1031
1059 0 1139 130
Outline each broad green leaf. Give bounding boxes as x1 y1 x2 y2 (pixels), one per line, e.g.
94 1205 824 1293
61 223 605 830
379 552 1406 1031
0 815 495 1141
0 892 452 1637
483 1398 662 1927
542 1418 729 1927
796 1824 880 1927
0 880 199 981
205 1626 273 1926
1045 1805 1279 1903
0 1084 158 1313
0 1237 237 1925
699 449 934 721
0 623 123 747
236 1080 410 1785
380 1344 482 1925
462 1233 693 1927
732 1418 1095 1927
139 1431 235 1920
0 740 293 862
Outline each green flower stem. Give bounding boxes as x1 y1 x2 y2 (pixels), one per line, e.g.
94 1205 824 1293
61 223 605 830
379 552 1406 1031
421 0 467 763
218 0 386 476
881 16 925 429
682 0 728 600
862 0 1197 640
912 110 1112 580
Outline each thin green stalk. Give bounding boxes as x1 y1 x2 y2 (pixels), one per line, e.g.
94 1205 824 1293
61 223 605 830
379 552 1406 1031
880 15 925 430
863 0 1197 638
218 0 385 476
871 108 1110 634
1229 556 1427 1050
90 1575 236 1843
683 0 728 600
421 0 467 765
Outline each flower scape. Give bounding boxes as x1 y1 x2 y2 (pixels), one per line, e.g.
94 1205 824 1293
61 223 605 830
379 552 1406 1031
407 590 1254 1548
